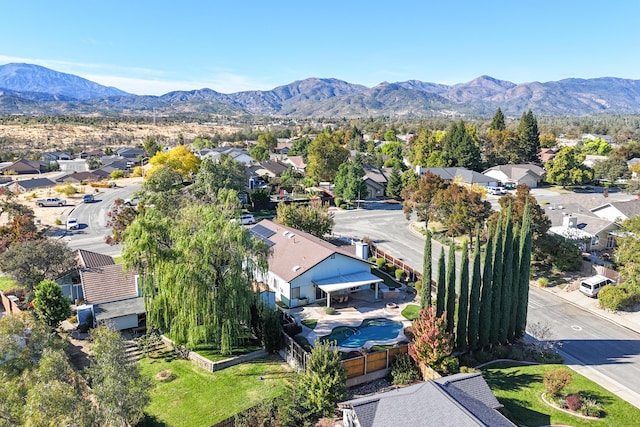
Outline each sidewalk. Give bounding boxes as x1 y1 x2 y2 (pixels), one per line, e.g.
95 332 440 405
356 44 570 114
538 284 640 409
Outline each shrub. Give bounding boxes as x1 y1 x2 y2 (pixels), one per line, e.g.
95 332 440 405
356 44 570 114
544 368 572 397
598 284 640 311
333 197 342 207
508 346 525 361
325 307 337 315
491 344 510 359
54 218 62 225
283 322 302 337
390 352 421 385
535 349 564 364
537 277 549 287
375 258 386 269
67 315 78 324
474 350 494 364
367 256 377 264
459 366 479 373
435 356 459 375
110 170 125 179
565 394 582 411
339 204 347 209
395 269 405 281
581 398 602 417
458 353 478 368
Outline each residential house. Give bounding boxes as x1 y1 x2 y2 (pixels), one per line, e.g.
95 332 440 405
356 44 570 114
0 158 48 175
250 160 289 178
9 177 57 193
56 171 103 184
583 155 609 168
482 164 546 188
547 207 618 252
250 220 382 308
338 372 515 427
273 141 292 156
79 149 104 159
56 249 145 331
116 147 146 159
42 151 72 163
582 133 614 144
362 167 390 200
538 148 557 163
416 166 495 187
591 200 640 223
627 158 640 179
198 147 255 165
283 155 307 174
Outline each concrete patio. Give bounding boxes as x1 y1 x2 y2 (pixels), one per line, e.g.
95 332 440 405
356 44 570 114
289 286 419 351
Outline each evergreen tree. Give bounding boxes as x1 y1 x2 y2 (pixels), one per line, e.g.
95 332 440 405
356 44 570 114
299 339 347 417
436 249 446 318
489 107 506 131
32 279 71 329
386 166 403 198
445 243 456 334
443 121 482 170
517 110 541 163
467 227 482 351
508 224 520 343
456 241 470 352
516 201 533 338
334 155 368 202
421 229 432 309
499 205 513 344
490 216 504 345
478 225 494 349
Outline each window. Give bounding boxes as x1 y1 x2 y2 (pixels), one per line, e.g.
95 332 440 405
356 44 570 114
292 287 300 299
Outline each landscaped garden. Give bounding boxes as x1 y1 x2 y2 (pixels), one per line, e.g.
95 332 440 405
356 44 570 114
483 361 640 427
139 353 295 426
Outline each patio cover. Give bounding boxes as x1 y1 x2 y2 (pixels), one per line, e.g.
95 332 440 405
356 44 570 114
315 271 383 307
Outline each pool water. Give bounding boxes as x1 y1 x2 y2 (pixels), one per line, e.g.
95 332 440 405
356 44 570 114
320 318 403 348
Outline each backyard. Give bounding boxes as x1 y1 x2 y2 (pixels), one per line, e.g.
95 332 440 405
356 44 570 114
483 361 640 427
139 353 295 426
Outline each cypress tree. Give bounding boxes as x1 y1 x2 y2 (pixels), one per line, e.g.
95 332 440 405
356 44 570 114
489 107 506 131
490 215 503 346
508 224 520 343
467 227 482 351
436 249 446 318
421 229 432 309
516 201 533 338
478 224 494 349
445 243 456 334
456 240 470 352
499 205 514 344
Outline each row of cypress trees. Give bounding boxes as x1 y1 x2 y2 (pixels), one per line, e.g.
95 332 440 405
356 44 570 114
423 201 533 352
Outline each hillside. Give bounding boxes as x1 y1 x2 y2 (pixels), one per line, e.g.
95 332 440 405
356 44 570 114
2 63 640 117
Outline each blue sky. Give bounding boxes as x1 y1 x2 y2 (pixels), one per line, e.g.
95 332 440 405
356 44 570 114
2 1 639 95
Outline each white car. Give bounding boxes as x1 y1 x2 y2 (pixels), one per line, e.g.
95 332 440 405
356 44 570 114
66 218 79 230
231 214 256 225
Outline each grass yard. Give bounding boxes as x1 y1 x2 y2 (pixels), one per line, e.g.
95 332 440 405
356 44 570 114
401 304 421 320
0 275 19 292
483 362 640 427
301 318 317 329
193 340 264 363
139 354 295 427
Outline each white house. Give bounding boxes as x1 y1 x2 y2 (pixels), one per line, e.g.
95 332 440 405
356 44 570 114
250 220 382 308
591 200 640 223
482 164 546 188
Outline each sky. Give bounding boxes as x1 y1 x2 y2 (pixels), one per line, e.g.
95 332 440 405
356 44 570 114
2 1 639 96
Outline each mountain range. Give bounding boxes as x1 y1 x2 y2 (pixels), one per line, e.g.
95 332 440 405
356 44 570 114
2 63 640 118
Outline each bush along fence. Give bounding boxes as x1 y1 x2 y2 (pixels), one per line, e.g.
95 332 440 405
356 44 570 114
342 345 409 387
370 244 421 283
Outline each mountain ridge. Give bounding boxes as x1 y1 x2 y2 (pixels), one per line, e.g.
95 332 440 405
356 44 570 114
2 63 640 117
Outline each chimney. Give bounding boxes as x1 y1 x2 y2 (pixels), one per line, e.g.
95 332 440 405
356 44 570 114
355 241 369 260
563 214 578 228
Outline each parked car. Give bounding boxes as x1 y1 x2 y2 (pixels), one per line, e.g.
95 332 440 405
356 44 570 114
487 186 507 195
231 214 256 225
123 197 139 206
82 194 95 203
36 197 66 207
579 275 614 297
66 218 79 230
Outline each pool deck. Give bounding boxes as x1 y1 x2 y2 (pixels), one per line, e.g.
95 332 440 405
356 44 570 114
289 287 419 351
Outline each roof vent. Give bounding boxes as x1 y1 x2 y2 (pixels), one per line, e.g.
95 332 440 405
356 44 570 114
288 234 295 239
283 231 289 236
292 265 301 271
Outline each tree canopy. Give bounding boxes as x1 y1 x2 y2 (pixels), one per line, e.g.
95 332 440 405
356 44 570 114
192 154 248 200
33 279 71 329
306 132 349 182
275 202 334 238
146 144 200 180
544 146 593 187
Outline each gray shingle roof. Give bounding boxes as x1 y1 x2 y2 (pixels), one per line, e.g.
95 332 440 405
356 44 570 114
80 264 138 304
423 167 493 185
77 249 116 269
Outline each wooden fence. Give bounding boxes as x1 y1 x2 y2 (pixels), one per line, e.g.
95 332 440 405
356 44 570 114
279 332 309 373
0 291 22 314
341 345 408 379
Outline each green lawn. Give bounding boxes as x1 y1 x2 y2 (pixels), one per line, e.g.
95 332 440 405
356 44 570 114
0 275 19 292
139 354 295 426
193 340 263 362
401 304 421 320
301 318 317 329
483 362 640 427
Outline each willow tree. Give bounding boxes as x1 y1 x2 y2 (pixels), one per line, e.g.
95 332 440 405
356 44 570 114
122 203 269 354
421 229 432 309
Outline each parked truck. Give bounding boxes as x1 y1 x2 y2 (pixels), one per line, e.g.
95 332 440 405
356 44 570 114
36 197 66 207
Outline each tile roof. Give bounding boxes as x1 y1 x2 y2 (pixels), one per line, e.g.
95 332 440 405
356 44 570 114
77 249 116 269
339 375 515 427
250 220 366 282
80 264 138 304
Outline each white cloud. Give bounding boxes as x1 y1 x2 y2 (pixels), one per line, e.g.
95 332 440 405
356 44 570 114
0 55 278 95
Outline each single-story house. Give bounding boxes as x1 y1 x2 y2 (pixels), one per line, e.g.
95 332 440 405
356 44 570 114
547 207 618 252
252 160 289 178
274 141 292 155
416 166 496 187
583 155 609 168
42 151 72 162
538 148 557 162
56 171 104 183
338 372 515 427
116 147 146 159
283 156 307 174
0 159 48 175
250 220 382 308
591 200 640 223
56 249 145 331
482 164 546 188
198 148 255 165
9 177 57 193
79 149 104 159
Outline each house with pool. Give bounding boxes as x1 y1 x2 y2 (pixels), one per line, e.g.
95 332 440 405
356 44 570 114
249 220 384 308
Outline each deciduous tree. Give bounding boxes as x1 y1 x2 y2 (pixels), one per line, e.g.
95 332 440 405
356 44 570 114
192 155 248 200
401 171 447 224
408 306 453 368
275 202 334 238
544 146 593 187
306 132 349 182
146 144 200 180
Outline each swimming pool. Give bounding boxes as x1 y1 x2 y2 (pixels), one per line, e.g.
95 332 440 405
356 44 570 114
320 318 404 349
